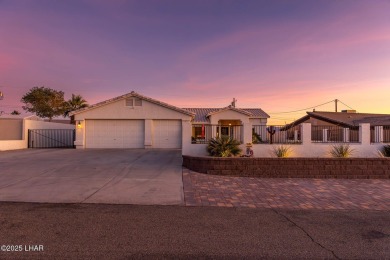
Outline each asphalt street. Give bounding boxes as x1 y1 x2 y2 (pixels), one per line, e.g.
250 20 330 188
0 202 389 259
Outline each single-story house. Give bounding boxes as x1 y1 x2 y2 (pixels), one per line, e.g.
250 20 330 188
288 110 390 127
69 91 269 152
286 110 390 143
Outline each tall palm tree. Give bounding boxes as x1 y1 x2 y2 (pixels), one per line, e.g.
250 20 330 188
64 94 89 117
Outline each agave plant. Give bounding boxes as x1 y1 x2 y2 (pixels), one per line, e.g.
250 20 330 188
329 144 354 158
272 145 291 158
207 136 242 157
379 144 390 157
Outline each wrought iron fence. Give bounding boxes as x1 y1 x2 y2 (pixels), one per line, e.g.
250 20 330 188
191 124 243 144
252 125 301 144
370 125 390 143
28 129 75 148
311 125 359 143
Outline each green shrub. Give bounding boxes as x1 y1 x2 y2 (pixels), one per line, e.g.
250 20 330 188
329 144 354 158
207 136 242 157
379 144 390 157
272 145 291 158
252 129 262 143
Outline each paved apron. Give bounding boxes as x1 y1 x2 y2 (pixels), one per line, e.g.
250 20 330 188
0 149 183 205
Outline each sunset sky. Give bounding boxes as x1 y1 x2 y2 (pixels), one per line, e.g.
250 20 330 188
1 0 389 123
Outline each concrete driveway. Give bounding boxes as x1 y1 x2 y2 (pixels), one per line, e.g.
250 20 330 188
0 149 183 205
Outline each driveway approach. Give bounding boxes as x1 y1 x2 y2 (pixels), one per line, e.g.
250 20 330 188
0 149 183 205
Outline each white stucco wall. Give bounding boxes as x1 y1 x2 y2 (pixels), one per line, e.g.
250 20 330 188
0 140 26 151
183 144 208 156
73 98 192 149
0 119 74 151
186 123 388 158
250 143 384 158
249 118 267 125
209 110 250 125
0 119 23 140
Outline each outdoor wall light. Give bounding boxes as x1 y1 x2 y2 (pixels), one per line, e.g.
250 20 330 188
77 121 82 128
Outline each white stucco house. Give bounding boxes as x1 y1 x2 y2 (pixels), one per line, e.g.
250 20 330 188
69 91 269 155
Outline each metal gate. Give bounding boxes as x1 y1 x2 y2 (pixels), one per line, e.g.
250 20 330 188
28 129 75 148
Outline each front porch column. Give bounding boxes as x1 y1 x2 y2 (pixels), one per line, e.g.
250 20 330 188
243 122 252 144
181 120 192 155
301 123 311 145
359 123 370 145
343 128 350 142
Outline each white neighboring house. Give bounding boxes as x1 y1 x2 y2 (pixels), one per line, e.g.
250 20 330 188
0 115 75 151
69 91 270 154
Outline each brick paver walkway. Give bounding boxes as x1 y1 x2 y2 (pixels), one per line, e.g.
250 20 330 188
183 169 390 210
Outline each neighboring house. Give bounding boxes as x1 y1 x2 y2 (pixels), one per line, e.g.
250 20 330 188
0 115 74 151
287 110 390 143
69 91 269 151
288 110 390 127
0 115 38 141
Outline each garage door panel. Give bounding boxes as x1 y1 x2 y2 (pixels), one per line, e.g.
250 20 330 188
153 120 182 149
86 120 144 148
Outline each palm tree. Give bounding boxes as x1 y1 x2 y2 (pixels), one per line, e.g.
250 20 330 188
64 94 89 117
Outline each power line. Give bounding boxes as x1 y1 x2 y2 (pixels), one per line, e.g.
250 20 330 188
268 99 355 115
337 100 355 111
268 100 335 114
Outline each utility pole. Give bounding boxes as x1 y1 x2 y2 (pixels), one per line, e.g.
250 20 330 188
335 99 338 112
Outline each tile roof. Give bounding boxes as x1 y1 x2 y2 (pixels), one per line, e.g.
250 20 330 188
182 107 270 123
206 106 253 117
353 116 390 126
69 91 195 117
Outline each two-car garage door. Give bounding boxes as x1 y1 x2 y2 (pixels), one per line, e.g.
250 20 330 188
86 120 144 148
85 120 181 149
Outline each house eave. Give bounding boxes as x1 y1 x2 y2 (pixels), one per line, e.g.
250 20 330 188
69 91 195 118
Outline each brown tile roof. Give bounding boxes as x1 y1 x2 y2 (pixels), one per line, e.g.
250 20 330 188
206 106 253 117
353 116 390 126
69 91 195 117
289 111 390 127
182 107 270 123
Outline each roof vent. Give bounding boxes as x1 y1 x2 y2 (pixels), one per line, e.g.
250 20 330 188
341 110 356 113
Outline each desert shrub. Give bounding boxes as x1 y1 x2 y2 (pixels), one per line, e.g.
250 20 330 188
379 144 390 157
252 129 262 143
207 136 242 157
329 144 354 158
272 145 291 158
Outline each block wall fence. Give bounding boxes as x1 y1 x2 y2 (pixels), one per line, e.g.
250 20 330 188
182 156 390 179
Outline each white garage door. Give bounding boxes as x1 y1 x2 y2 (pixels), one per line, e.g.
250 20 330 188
86 120 144 148
153 120 182 148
